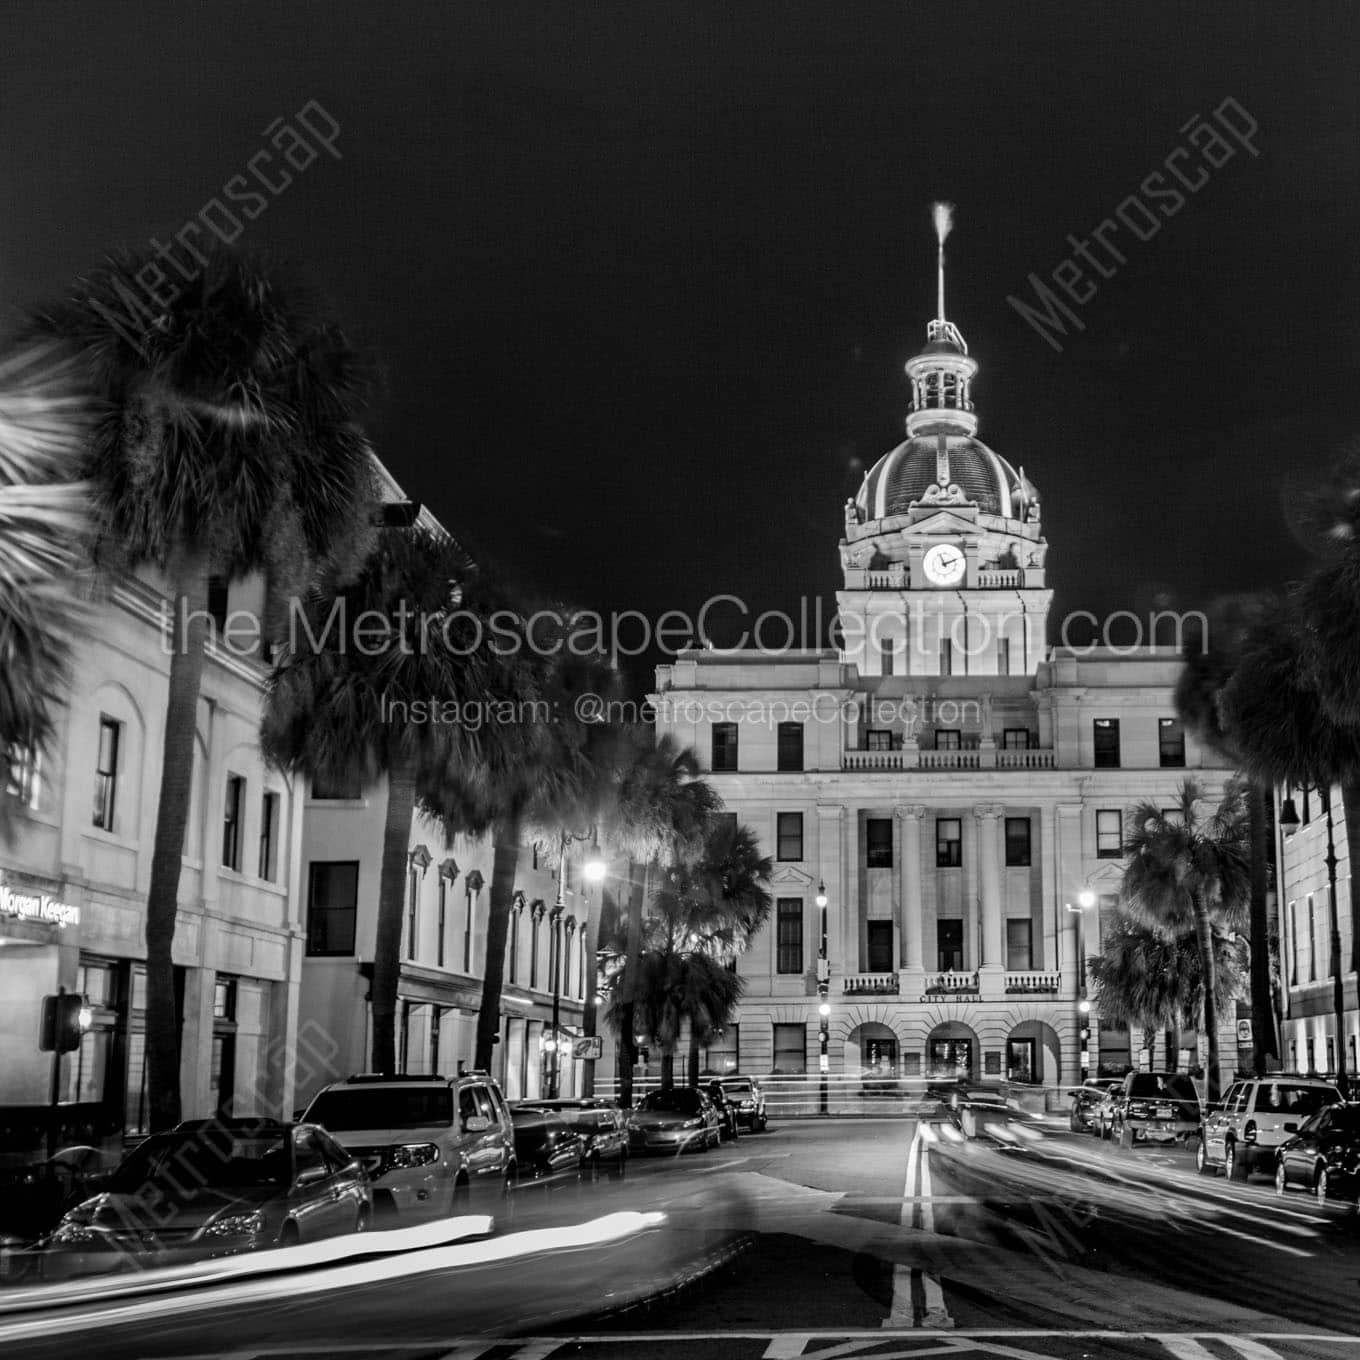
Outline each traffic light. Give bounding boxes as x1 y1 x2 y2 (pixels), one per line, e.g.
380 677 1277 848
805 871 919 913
39 993 90 1053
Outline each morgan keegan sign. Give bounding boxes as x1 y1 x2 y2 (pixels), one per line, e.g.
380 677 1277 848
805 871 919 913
0 879 80 929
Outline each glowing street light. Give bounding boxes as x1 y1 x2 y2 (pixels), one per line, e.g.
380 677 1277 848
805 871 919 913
583 855 607 884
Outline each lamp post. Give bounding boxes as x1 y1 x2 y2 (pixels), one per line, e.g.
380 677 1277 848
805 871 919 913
1066 890 1096 1076
1281 789 1349 1094
816 880 829 1115
581 850 607 1097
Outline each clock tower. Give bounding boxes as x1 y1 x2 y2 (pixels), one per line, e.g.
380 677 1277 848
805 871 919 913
837 205 1052 678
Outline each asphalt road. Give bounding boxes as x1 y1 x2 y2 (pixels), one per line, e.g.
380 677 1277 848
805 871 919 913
4 1117 1359 1360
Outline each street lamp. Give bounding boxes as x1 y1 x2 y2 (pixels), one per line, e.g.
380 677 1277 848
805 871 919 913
816 880 829 1115
1067 890 1096 1074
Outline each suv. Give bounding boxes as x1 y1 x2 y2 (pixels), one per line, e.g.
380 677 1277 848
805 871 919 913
1198 1075 1344 1181
302 1072 515 1222
1109 1071 1200 1147
717 1076 767 1132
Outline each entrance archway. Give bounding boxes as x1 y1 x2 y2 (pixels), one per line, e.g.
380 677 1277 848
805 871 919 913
845 1021 900 1078
1006 1019 1061 1085
926 1020 979 1081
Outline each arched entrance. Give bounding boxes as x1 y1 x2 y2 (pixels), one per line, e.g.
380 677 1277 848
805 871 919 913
845 1021 900 1079
1007 1020 1062 1085
926 1021 979 1081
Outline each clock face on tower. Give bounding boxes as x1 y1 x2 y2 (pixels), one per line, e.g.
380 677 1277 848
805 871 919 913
922 543 966 586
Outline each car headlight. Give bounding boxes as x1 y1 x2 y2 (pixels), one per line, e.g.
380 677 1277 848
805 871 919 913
204 1210 267 1239
683 1118 702 1129
386 1143 440 1169
48 1221 101 1246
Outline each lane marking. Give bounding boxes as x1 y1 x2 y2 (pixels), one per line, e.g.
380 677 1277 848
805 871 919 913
1155 1337 1291 1359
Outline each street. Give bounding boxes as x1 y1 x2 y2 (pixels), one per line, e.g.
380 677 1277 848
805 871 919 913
2 1115 1357 1359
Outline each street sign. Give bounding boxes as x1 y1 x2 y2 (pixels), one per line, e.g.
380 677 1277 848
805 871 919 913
1236 1018 1253 1044
572 1036 603 1060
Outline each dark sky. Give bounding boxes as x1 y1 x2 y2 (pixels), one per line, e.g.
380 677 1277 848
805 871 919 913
4 1 1358 687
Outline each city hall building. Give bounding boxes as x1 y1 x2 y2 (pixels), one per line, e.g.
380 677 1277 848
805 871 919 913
643 281 1234 1092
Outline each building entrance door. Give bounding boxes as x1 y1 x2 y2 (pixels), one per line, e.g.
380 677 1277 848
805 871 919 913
928 1038 973 1079
1006 1038 1037 1084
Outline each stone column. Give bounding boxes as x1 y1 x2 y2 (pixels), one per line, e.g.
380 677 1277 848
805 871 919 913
816 805 845 982
894 805 926 972
1056 802 1085 988
1038 804 1057 972
974 805 1005 969
841 806 859 974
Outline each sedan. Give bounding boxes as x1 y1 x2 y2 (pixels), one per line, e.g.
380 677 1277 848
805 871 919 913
1276 1103 1360 1203
628 1088 722 1153
515 1099 628 1181
45 1119 370 1273
1069 1079 1121 1135
509 1109 589 1189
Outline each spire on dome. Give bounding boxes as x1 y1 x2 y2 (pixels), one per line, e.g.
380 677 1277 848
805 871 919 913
932 201 954 322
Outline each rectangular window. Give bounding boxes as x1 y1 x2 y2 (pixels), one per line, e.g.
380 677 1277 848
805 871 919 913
777 722 804 772
772 1022 807 1075
866 729 893 752
1096 809 1123 858
221 775 244 870
939 639 953 676
866 817 893 868
93 715 121 830
312 773 362 800
529 908 540 988
1004 817 1031 867
867 920 894 972
207 575 230 635
1308 894 1317 983
429 1005 442 1076
508 909 519 984
997 637 1011 674
935 729 961 751
1006 919 1033 971
406 867 420 961
936 818 962 868
1288 899 1298 985
437 879 448 968
6 745 40 810
257 791 279 880
937 918 964 971
776 811 804 861
704 1025 739 1075
1002 728 1031 750
881 639 895 676
776 898 804 974
1158 717 1186 768
1093 718 1121 768
711 722 739 772
306 862 359 955
464 886 474 972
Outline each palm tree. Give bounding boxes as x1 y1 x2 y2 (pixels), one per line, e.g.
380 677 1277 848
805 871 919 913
263 527 530 1073
36 250 376 1128
0 340 90 832
1120 779 1251 1101
1175 596 1280 1074
1218 607 1360 1091
1089 909 1247 1068
604 735 720 1105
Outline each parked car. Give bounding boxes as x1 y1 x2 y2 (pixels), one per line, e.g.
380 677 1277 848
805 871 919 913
45 1119 370 1269
303 1071 516 1220
516 1098 628 1180
706 1080 741 1142
717 1076 767 1132
628 1088 723 1153
1108 1071 1200 1147
508 1108 588 1189
1199 1075 1344 1181
1275 1102 1360 1202
1069 1079 1121 1134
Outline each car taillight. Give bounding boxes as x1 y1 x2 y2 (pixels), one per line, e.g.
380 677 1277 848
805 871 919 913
1128 1102 1149 1117
1243 1120 1257 1144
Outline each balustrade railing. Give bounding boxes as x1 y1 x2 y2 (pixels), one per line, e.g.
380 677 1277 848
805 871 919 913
1004 970 1062 994
922 970 980 995
842 973 900 996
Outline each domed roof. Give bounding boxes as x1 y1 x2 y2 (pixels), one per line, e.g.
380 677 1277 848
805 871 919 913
855 435 1031 519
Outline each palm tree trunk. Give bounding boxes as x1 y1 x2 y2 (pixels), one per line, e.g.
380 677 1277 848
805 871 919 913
1247 780 1277 1074
1192 890 1222 1102
475 816 521 1072
660 1048 675 1090
581 880 609 1097
687 1029 700 1088
370 759 416 1075
617 862 649 1108
144 548 209 1132
1323 788 1351 1094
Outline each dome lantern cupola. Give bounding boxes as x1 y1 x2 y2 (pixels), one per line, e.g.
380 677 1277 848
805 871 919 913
904 202 979 441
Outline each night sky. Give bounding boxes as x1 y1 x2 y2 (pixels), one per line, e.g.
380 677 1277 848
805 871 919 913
4 2 1358 688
